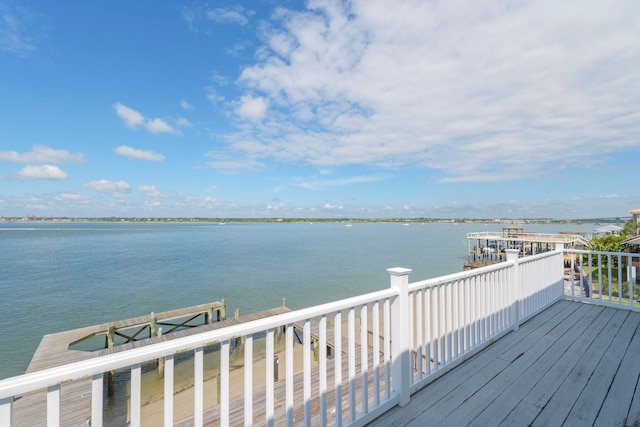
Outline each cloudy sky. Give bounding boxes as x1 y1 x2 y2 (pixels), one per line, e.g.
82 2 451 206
1 0 639 219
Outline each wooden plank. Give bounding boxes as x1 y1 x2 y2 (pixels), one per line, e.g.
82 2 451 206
292 319 351 354
426 304 599 426
12 378 93 427
626 363 640 427
570 311 640 426
399 300 579 416
468 304 610 426
530 308 630 427
502 305 614 425
174 340 382 427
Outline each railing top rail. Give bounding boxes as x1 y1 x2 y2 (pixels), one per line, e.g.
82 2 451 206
0 287 397 399
467 231 584 242
409 259 516 290
565 248 639 257
519 249 563 264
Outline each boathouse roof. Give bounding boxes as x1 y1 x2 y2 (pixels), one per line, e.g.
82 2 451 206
593 224 623 235
621 235 640 246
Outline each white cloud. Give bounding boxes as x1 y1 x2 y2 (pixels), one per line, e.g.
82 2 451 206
16 165 67 180
294 174 390 189
323 203 344 211
0 5 45 57
0 144 85 164
139 184 165 198
222 0 640 182
226 41 251 57
55 192 89 202
206 87 225 104
146 118 177 134
113 102 179 135
180 99 193 110
205 7 250 25
204 150 264 173
85 180 130 197
175 117 193 128
114 146 164 161
181 6 253 32
235 95 268 122
113 102 145 129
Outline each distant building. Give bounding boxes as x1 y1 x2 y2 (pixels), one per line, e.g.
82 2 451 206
630 208 640 236
592 224 623 236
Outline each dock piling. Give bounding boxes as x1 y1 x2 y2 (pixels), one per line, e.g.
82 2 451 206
150 312 157 337
107 325 115 397
157 327 164 377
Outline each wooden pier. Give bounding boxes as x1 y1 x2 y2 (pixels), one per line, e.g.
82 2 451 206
12 301 294 427
27 301 225 374
465 226 592 270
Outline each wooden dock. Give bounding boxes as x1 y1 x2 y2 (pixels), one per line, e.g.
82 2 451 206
12 303 292 427
27 301 225 373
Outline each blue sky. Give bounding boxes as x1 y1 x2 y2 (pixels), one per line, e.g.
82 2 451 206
1 0 639 219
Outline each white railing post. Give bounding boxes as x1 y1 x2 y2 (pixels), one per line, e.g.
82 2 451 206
555 243 565 300
505 249 520 331
0 397 12 427
388 267 412 407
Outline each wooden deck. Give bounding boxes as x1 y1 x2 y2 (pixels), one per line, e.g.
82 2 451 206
368 300 640 426
12 300 640 426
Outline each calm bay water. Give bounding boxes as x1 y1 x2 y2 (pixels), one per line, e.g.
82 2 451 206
0 220 597 379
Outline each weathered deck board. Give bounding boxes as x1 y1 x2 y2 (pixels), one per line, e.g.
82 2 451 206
594 323 640 426
405 302 590 425
368 300 640 427
387 300 578 420
471 304 611 427
174 340 384 427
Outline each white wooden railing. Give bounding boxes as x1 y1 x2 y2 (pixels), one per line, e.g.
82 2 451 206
2 244 629 426
564 248 640 310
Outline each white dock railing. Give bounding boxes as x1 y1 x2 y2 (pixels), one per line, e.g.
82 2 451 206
2 244 635 426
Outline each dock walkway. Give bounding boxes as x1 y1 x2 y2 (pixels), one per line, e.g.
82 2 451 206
12 304 291 427
27 301 224 373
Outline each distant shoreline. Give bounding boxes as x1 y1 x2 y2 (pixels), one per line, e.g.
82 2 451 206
0 216 630 224
0 216 623 225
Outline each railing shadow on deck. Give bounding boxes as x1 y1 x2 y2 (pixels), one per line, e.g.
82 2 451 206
3 245 636 427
